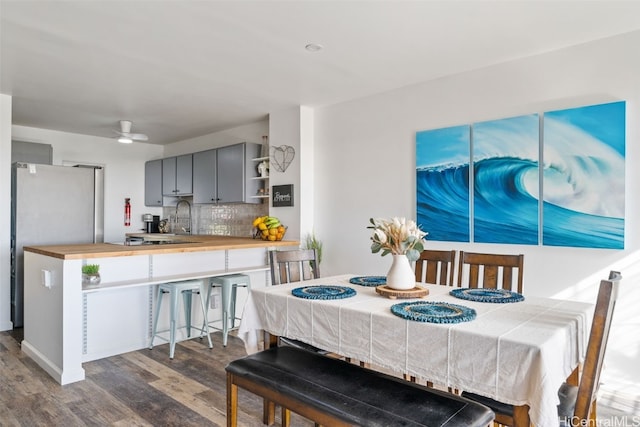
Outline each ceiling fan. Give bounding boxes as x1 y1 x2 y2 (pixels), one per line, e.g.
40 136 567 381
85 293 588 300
114 120 148 143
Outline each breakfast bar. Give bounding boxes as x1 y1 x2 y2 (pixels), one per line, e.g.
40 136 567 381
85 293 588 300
22 235 297 385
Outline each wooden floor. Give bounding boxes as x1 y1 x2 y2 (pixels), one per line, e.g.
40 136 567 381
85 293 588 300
2 330 632 426
0 330 314 427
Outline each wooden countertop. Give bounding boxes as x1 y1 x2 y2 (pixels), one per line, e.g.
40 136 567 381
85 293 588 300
24 235 299 260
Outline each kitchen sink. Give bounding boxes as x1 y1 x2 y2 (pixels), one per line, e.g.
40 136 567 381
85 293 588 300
138 239 196 245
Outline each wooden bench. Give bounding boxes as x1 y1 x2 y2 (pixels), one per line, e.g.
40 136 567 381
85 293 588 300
226 346 494 427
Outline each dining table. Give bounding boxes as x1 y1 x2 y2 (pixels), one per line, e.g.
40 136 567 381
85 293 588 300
237 274 593 427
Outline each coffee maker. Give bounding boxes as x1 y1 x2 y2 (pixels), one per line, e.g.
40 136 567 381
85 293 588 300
142 214 160 233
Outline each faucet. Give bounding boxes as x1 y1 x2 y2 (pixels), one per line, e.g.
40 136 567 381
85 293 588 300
175 199 192 234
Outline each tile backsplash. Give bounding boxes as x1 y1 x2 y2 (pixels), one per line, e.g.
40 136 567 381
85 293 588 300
164 201 268 237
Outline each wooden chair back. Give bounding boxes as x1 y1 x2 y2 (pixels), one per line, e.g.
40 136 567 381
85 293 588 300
573 271 620 422
457 251 524 293
414 249 456 286
269 249 320 285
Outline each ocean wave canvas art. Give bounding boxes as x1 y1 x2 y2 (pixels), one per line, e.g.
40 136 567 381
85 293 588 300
416 125 470 242
473 114 539 244
542 101 625 249
416 101 625 249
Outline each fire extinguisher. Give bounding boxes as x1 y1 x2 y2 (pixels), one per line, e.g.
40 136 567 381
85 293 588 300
124 198 131 226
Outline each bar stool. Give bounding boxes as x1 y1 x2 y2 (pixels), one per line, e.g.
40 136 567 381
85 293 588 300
150 279 213 359
206 274 251 346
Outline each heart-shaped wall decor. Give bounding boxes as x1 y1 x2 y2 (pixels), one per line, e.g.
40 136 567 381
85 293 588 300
270 145 296 172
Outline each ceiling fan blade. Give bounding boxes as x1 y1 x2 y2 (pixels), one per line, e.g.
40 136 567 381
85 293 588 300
113 120 148 142
129 133 148 141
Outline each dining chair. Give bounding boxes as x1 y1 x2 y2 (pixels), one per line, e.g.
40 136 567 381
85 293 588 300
269 248 319 285
461 270 621 427
268 248 324 351
457 251 524 293
414 249 456 286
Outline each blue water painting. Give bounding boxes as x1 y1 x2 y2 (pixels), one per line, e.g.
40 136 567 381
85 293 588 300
416 125 470 242
472 114 539 244
543 101 625 249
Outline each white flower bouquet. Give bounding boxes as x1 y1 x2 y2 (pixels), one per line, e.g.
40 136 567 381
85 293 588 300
368 217 428 262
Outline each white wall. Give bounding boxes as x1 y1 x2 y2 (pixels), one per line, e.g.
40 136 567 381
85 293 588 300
0 94 13 330
10 126 164 241
269 107 304 240
313 30 640 401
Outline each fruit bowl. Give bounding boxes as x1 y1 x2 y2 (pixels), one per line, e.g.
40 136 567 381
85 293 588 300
254 225 287 241
252 216 287 241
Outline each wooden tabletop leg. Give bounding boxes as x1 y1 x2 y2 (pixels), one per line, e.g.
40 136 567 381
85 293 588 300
512 404 530 427
567 365 580 386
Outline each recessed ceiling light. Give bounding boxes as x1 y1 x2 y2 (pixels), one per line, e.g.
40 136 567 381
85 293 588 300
305 43 323 52
118 136 133 144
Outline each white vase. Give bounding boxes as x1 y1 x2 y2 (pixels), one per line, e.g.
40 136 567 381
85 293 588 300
386 254 416 290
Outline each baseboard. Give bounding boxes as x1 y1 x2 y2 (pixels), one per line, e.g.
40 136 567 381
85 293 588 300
0 320 14 331
21 340 85 385
598 386 640 415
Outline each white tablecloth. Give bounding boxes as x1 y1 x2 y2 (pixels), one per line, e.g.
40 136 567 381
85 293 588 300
238 274 593 426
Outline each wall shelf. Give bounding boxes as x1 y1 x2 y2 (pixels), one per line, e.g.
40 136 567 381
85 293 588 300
252 156 269 203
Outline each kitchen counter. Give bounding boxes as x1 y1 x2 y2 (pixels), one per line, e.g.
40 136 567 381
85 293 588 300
21 234 297 385
24 235 298 259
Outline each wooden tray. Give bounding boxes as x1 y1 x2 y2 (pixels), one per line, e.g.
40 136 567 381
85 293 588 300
375 285 429 299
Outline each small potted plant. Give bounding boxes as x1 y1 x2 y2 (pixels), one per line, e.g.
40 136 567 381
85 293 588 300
303 232 323 270
82 264 101 286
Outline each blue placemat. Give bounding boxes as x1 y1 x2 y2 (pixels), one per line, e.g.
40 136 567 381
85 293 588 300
292 285 356 300
450 288 524 303
391 301 476 324
349 276 386 287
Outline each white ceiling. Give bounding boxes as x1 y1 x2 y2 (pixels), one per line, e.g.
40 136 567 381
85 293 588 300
2 1 640 145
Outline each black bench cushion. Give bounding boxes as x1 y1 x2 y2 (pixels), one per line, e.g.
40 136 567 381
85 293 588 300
226 346 494 427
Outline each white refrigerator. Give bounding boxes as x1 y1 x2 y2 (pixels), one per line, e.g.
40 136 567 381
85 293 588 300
10 163 104 327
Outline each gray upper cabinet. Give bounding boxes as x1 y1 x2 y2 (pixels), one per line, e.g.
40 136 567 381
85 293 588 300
217 143 261 204
149 143 261 206
162 154 193 196
144 159 163 206
193 149 218 204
